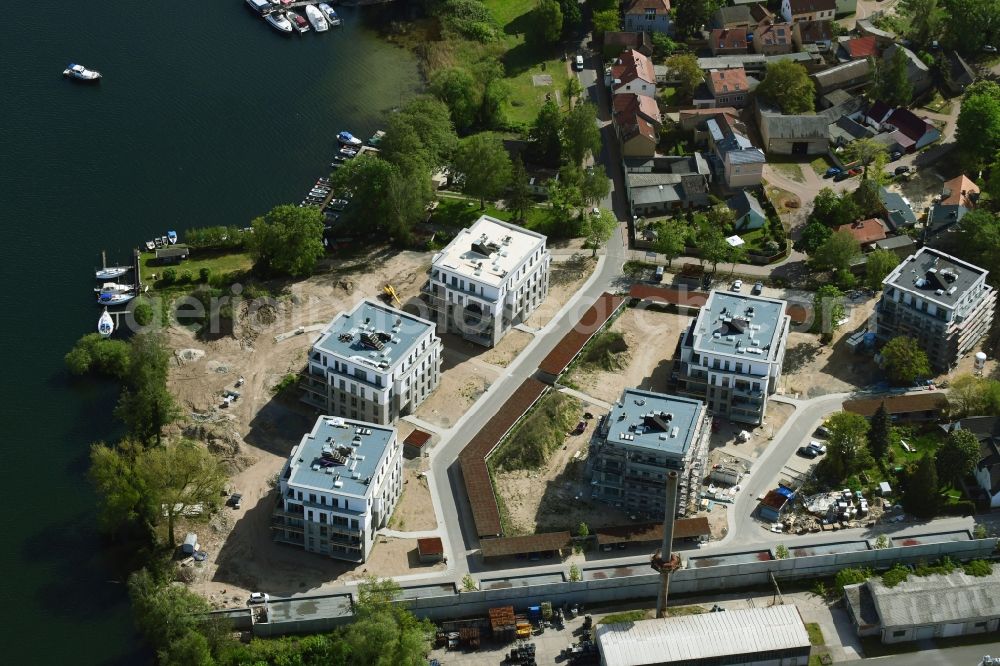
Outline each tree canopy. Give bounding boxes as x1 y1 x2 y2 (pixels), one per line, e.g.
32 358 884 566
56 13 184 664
65 333 132 379
796 220 833 254
429 67 481 134
865 248 899 291
880 336 931 385
756 61 815 114
584 209 618 256
844 138 888 179
941 0 1000 54
247 204 325 278
948 374 1000 418
904 454 940 519
813 230 861 273
653 219 689 266
529 99 563 168
330 154 428 244
527 0 563 45
875 47 914 107
563 102 602 165
813 284 845 339
956 81 1000 172
673 0 717 38
868 402 892 460
665 54 704 101
507 155 533 222
936 428 981 487
817 411 873 484
115 333 179 447
453 132 512 208
592 8 620 34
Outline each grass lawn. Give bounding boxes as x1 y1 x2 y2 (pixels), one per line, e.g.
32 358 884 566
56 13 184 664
805 622 825 646
599 609 648 624
771 162 805 183
919 90 953 115
810 155 834 176
739 227 768 251
431 195 549 230
658 86 682 106
139 249 253 290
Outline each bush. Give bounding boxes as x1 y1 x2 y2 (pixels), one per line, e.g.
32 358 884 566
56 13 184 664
180 270 194 284
64 334 131 378
834 567 870 594
775 544 789 559
881 563 909 588
939 500 977 517
161 268 177 285
581 331 628 371
568 564 581 582
962 559 992 577
271 373 299 395
132 299 154 327
199 267 211 283
492 393 580 471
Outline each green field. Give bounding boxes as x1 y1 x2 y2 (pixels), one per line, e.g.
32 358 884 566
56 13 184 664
139 248 253 290
431 195 549 231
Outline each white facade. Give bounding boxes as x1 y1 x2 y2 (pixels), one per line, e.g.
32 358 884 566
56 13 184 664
781 0 836 22
302 299 442 425
677 290 790 424
424 215 551 347
273 417 402 562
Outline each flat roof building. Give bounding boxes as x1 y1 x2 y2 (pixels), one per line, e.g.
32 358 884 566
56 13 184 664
677 290 790 424
301 299 441 425
590 388 709 518
272 416 402 562
424 215 550 347
596 604 811 665
875 247 996 372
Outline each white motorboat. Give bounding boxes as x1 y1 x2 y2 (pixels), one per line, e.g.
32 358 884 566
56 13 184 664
63 63 102 82
286 9 310 33
245 0 272 14
305 5 329 32
339 147 357 158
97 291 136 306
94 282 135 294
95 266 130 280
98 308 114 337
265 11 294 34
318 3 341 25
337 131 362 146
144 240 156 251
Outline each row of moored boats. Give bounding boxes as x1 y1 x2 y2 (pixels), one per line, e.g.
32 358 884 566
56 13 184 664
246 0 342 35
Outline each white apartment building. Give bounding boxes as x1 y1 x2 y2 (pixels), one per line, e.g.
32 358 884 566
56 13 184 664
423 215 551 347
301 299 442 425
676 290 790 425
272 416 402 562
875 247 996 372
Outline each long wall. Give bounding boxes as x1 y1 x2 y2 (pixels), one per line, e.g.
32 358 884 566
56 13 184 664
246 533 997 635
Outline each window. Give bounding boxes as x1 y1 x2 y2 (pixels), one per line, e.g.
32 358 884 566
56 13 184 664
892 630 906 638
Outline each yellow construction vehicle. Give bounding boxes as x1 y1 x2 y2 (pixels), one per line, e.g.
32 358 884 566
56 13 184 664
382 284 401 308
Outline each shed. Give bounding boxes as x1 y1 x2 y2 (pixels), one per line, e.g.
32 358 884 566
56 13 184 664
182 532 199 555
416 537 444 563
155 246 190 264
758 485 794 522
878 481 892 496
403 429 432 458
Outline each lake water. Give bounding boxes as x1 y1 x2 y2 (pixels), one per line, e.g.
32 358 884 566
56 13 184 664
0 2 420 662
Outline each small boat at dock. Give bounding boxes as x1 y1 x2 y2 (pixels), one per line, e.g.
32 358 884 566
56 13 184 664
265 11 294 34
63 63 101 83
338 131 362 147
286 10 310 33
305 5 329 32
368 130 385 146
144 240 156 251
245 0 272 14
94 282 135 294
167 230 178 244
318 3 341 26
97 291 137 306
98 308 114 337
95 266 130 280
339 147 357 158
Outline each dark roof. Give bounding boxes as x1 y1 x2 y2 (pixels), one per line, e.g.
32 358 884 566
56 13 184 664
604 31 654 56
595 518 711 545
926 204 968 237
417 537 444 556
727 191 766 223
878 187 918 228
480 532 571 558
887 108 934 142
760 489 790 510
872 235 915 251
795 20 833 44
714 5 753 26
459 378 549 537
403 429 432 449
866 100 892 124
538 293 626 376
788 0 836 13
844 583 880 629
155 246 189 258
843 392 949 418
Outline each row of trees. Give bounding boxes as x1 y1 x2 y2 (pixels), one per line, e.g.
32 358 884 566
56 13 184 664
129 571 432 666
650 205 749 272
892 0 1000 56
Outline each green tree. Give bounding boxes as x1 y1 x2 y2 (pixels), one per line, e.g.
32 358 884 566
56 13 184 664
947 374 1000 417
853 178 882 218
142 440 228 546
116 333 179 447
756 61 815 114
865 248 899 291
876 48 914 107
581 166 611 209
528 0 563 45
673 0 715 38
381 96 458 169
577 522 590 537
507 155 533 222
810 188 843 226
65 333 132 378
654 219 689 267
813 284 845 339
89 440 151 538
331 154 425 243
936 428 981 487
941 0 1000 54
133 299 155 327
899 0 949 47
584 209 618 256
665 53 704 101
796 220 833 254
819 411 873 484
592 8 620 34
956 81 1000 172
128 568 213 654
453 132 512 208
651 33 679 58
881 336 931 385
564 75 583 109
844 137 888 179
159 631 214 666
343 577 434 666
868 402 892 460
814 230 861 273
563 102 602 165
558 0 582 35
834 567 871 594
904 454 940 519
429 67 481 134
957 209 1000 278
247 204 325 277
529 99 563 167
695 218 732 273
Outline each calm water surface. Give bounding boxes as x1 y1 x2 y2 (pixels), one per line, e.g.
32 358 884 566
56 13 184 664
1 2 420 662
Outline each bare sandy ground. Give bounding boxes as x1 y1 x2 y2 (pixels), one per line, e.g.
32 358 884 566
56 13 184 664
564 307 692 404
389 459 437 532
524 255 597 329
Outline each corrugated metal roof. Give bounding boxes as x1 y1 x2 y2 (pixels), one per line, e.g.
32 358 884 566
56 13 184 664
596 605 810 665
480 532 571 558
869 569 1000 628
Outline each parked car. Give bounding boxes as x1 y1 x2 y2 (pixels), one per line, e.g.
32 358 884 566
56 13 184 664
247 592 270 605
807 440 827 454
985 45 998 53
889 151 902 161
751 281 763 295
833 170 851 182
731 279 743 292
815 425 831 438
571 421 587 435
574 55 584 71
226 493 243 509
894 166 911 176
797 445 819 459
655 266 664 282
824 167 841 178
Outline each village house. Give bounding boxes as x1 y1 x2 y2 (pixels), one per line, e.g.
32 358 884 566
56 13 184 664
623 155 712 217
925 175 980 241
756 102 830 155
781 0 836 22
694 67 751 108
881 107 941 152
837 35 878 61
602 31 654 58
871 235 917 259
697 52 819 77
711 5 753 30
623 0 673 35
882 45 933 98
678 106 739 133
613 92 662 158
878 187 918 231
857 18 895 47
728 191 768 231
836 218 888 249
942 417 1000 507
792 20 833 52
811 58 871 95
710 28 749 55
607 48 657 98
705 113 766 187
752 13 794 55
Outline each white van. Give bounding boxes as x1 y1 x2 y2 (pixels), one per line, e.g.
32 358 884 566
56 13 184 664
574 55 584 71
